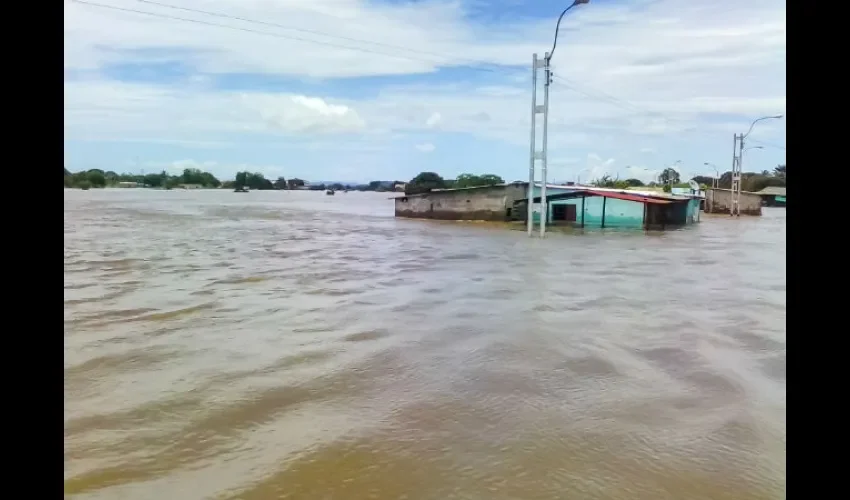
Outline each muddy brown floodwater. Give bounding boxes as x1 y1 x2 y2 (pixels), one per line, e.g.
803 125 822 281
64 189 785 500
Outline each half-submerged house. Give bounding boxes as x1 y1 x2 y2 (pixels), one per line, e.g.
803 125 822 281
393 183 700 230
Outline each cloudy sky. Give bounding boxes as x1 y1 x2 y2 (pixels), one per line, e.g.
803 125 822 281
64 0 786 184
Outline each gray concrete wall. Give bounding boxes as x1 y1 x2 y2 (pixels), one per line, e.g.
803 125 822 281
394 184 527 221
705 189 762 215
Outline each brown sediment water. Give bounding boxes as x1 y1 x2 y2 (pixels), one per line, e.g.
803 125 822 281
64 189 786 500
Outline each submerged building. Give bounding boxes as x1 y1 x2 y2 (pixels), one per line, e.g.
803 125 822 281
393 182 701 230
704 188 763 215
753 186 786 207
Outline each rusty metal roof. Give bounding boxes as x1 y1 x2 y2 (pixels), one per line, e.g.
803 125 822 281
581 189 674 204
524 189 676 205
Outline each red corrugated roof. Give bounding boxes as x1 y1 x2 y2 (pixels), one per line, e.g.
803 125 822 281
582 189 674 204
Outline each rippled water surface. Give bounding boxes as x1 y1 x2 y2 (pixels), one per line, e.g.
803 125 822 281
64 189 786 500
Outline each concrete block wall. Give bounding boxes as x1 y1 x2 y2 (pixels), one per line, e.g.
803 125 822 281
705 189 762 215
394 184 527 221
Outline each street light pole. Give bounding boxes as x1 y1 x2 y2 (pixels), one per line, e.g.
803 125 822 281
703 162 719 188
731 114 782 216
666 160 681 190
527 0 589 238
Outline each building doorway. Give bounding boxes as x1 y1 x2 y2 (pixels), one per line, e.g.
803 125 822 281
551 204 577 222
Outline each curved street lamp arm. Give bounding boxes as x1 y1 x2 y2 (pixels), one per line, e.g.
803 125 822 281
547 0 588 61
743 115 783 139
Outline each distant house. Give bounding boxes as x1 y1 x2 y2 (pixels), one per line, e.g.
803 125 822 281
753 186 786 207
118 181 141 188
179 184 203 190
393 182 406 192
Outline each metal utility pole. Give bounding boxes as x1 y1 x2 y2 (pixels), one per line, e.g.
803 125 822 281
540 51 552 238
527 53 541 236
730 134 743 216
731 114 782 216
527 0 589 238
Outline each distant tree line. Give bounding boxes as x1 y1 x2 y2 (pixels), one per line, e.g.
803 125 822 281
592 164 787 193
227 173 407 192
306 180 409 192
64 167 221 190
404 172 505 195
63 166 404 193
691 163 785 192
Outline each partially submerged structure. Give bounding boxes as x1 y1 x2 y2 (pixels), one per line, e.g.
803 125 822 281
393 183 701 230
704 188 763 215
394 183 529 222
753 186 786 207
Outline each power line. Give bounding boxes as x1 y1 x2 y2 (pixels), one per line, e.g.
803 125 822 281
68 0 786 153
70 0 661 112
748 138 786 151
135 0 675 119
133 0 464 62
69 0 450 64
553 76 786 152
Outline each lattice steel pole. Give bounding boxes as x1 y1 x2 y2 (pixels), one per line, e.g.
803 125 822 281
527 53 542 236
730 133 741 216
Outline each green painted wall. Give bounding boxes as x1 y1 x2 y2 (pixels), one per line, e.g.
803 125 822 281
547 196 645 228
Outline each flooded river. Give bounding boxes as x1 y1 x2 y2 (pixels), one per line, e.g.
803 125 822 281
64 189 785 500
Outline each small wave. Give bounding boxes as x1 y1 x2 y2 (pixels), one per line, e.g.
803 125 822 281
210 276 269 285
343 329 390 343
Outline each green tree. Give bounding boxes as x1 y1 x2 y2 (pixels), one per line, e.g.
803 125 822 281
657 168 680 186
181 168 203 185
87 169 106 187
406 171 446 194
235 172 274 190
453 173 504 188
199 171 221 188
691 175 714 186
234 171 248 189
774 164 786 179
592 174 615 188
143 172 167 187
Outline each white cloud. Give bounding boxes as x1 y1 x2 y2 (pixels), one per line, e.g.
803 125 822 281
425 112 442 128
252 95 366 134
63 0 786 178
415 142 436 153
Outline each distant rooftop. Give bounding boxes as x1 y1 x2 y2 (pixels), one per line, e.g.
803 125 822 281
754 186 786 196
402 181 574 197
